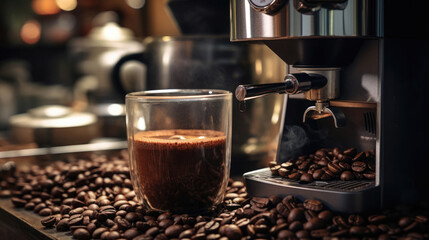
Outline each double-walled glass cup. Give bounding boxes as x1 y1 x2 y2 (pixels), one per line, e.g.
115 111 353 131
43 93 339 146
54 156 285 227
126 89 232 213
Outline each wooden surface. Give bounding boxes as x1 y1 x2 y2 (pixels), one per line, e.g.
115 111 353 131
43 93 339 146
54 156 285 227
0 198 74 240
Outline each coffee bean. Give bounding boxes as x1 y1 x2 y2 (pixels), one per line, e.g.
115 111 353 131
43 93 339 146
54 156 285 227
328 162 342 175
333 215 350 228
91 227 107 239
270 166 281 175
122 228 138 239
68 215 84 226
310 229 330 238
56 218 70 231
288 172 301 180
318 210 333 222
352 151 365 161
164 224 183 238
41 215 56 227
179 229 194 238
340 171 355 181
219 224 242 240
11 197 26 207
288 208 305 222
191 233 206 240
303 199 323 212
289 221 303 231
351 161 367 172
331 228 349 237
39 208 52 216
304 217 326 230
24 202 35 210
277 229 295 239
204 220 220 234
348 214 365 226
300 173 313 183
350 225 368 236
73 228 91 240
312 169 324 180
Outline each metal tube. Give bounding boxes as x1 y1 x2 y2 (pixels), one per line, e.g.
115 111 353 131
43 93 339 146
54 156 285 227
235 81 294 101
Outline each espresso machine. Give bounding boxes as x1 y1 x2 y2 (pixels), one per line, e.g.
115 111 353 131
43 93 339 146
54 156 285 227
231 0 428 212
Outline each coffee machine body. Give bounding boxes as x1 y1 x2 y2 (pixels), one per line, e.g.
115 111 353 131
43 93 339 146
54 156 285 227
231 0 428 212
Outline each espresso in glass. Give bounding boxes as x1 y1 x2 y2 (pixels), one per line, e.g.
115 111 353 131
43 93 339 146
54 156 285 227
134 129 226 212
126 90 232 213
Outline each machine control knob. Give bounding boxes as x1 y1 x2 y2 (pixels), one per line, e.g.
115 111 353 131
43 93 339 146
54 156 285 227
248 0 285 14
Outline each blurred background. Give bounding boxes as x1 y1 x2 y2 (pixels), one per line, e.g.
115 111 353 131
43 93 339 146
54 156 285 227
0 0 285 176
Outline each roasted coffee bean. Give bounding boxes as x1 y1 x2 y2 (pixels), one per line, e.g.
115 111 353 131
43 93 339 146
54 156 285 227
250 197 270 209
276 202 289 217
269 223 288 235
331 229 349 237
333 215 350 228
312 169 324 180
348 214 365 226
340 171 355 181
288 172 301 180
328 162 342 175
41 215 56 227
270 165 281 175
179 229 194 239
11 197 27 207
123 228 139 239
165 224 183 238
300 173 313 183
363 172 376 179
303 199 323 212
318 210 333 222
219 224 242 240
91 227 107 239
269 161 277 168
351 161 367 172
277 167 290 178
204 220 220 233
349 225 368 236
344 147 357 157
415 215 428 223
146 226 160 236
310 229 330 238
352 151 365 161
24 202 35 210
304 217 326 230
39 207 52 216
73 228 91 240
56 218 70 231
277 229 295 239
287 208 305 222
288 221 303 231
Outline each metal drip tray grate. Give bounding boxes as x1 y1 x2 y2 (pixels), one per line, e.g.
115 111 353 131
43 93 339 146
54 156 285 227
245 168 375 192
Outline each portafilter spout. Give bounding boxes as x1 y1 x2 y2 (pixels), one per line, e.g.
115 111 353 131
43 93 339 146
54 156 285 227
303 101 346 128
235 71 346 128
235 73 327 101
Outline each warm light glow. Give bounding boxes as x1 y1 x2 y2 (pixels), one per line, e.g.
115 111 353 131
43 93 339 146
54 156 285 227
32 0 60 15
137 117 146 130
126 0 145 9
99 23 128 41
107 104 124 116
56 0 77 11
20 20 41 44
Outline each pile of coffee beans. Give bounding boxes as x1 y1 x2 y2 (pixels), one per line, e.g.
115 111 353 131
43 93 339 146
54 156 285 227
269 147 376 183
1 150 428 240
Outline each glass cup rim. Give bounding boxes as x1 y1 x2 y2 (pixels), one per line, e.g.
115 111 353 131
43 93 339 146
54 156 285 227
126 89 232 100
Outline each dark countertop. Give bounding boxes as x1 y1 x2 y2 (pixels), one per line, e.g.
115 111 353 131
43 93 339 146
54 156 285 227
0 198 70 240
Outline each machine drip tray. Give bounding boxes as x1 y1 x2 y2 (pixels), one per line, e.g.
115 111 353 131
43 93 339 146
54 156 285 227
244 168 381 213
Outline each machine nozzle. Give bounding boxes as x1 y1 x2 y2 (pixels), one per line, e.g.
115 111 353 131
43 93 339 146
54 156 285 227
303 101 346 128
235 73 327 101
